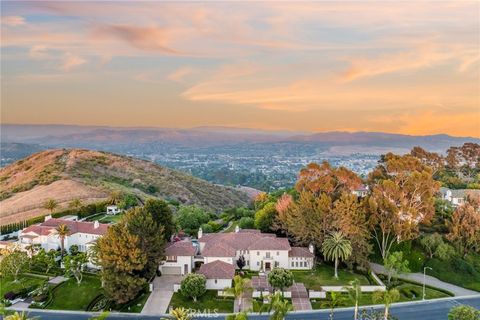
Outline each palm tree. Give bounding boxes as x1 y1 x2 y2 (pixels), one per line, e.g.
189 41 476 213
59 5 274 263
56 224 70 258
326 291 345 320
168 308 192 320
43 198 58 213
69 198 82 210
5 312 37 320
269 293 292 320
225 275 252 312
372 288 400 320
345 279 362 320
322 231 352 279
108 191 122 205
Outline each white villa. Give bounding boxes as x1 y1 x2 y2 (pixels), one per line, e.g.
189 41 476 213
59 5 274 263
439 187 480 207
18 216 109 253
160 226 314 289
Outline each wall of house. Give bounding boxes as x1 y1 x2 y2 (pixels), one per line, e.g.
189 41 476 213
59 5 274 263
67 233 101 252
161 255 193 275
204 256 234 265
249 250 289 271
206 278 232 290
288 257 314 270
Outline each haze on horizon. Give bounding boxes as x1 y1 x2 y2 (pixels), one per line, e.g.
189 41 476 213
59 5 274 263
1 1 479 137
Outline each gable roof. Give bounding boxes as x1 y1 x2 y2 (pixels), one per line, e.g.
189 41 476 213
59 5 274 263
198 260 235 279
289 246 314 258
165 241 196 256
21 218 108 237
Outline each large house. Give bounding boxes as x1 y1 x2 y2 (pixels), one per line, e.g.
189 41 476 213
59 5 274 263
18 216 109 253
160 226 314 289
439 187 480 207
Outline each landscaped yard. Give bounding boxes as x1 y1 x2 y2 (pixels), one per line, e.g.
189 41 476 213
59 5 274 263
0 274 47 297
310 282 452 309
425 254 480 292
169 290 234 312
86 213 124 224
46 275 102 310
118 291 151 313
292 264 371 289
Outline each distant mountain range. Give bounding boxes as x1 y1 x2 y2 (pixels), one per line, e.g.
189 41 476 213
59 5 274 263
2 124 478 152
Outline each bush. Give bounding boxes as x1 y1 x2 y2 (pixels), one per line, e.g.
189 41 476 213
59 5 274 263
33 294 48 302
4 291 17 300
239 217 255 229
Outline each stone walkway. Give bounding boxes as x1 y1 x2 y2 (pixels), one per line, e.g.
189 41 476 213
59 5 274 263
370 262 478 296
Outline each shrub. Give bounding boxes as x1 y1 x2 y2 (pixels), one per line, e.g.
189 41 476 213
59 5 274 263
4 291 17 300
239 217 255 229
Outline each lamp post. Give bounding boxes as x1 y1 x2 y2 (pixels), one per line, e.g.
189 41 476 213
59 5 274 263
423 267 432 300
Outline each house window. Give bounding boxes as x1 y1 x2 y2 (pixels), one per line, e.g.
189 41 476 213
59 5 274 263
215 279 218 284
295 262 298 267
274 261 279 267
257 261 260 266
266 252 271 258
276 251 279 256
246 260 249 265
166 256 177 262
257 251 260 256
291 261 294 267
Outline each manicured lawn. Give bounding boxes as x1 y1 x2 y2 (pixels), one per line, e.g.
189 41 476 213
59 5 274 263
425 254 480 292
292 264 371 289
169 290 234 313
87 214 124 224
0 274 47 297
310 282 451 309
119 291 151 313
46 275 102 310
224 221 239 233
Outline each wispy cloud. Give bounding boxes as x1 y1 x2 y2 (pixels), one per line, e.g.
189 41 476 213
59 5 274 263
2 15 26 26
167 67 194 83
61 53 86 71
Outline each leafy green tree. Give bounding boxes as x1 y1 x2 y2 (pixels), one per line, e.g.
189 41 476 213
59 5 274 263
118 194 138 210
33 249 58 274
269 292 292 320
0 249 29 281
322 231 352 279
176 206 211 235
143 199 175 240
43 198 58 213
448 305 480 320
55 224 70 259
420 233 444 259
64 252 88 285
69 198 82 210
108 191 123 205
435 243 456 261
383 251 410 284
267 268 294 296
326 291 345 320
236 255 246 270
200 223 213 233
180 274 206 302
225 275 252 311
372 288 400 320
239 217 254 229
69 244 80 256
254 202 277 232
345 279 362 320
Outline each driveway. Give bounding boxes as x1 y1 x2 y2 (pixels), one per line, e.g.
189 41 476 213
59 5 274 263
141 275 182 315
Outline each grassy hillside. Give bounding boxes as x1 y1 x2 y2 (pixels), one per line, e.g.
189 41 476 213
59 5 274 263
0 149 250 224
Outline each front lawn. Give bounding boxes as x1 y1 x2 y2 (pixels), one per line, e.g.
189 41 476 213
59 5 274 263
0 274 47 297
310 282 451 309
46 275 102 310
293 264 371 289
169 290 234 313
86 214 124 224
425 254 480 292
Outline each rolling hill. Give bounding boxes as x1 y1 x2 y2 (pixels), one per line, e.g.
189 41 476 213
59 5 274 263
0 149 252 225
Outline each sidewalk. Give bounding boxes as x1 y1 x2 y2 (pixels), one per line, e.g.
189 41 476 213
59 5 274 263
370 262 478 297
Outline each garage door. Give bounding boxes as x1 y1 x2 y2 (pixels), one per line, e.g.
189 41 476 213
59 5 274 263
162 266 182 275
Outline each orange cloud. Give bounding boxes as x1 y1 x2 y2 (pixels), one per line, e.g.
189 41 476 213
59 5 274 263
167 67 194 83
2 15 26 26
61 53 86 71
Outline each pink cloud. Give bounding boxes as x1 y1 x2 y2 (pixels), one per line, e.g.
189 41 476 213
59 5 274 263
61 53 86 71
2 15 26 26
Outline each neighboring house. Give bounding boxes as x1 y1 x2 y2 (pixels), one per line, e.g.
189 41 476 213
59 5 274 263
106 205 121 215
439 187 480 207
159 226 314 281
18 216 109 253
198 260 235 290
352 185 369 198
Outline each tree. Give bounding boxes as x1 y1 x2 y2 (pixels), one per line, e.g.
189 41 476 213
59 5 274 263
225 275 251 311
55 224 70 259
383 251 410 284
447 201 480 256
32 249 58 274
176 206 211 235
180 274 206 302
254 202 277 232
372 289 400 320
64 252 88 285
0 249 29 282
89 311 110 320
435 243 456 261
108 190 123 205
345 279 362 320
267 268 294 296
143 198 175 241
322 232 352 279
239 217 254 229
448 305 480 320
367 153 439 259
43 198 58 213
236 255 246 270
326 291 345 320
420 233 444 259
68 198 82 210
269 292 292 320
4 312 37 320
169 308 192 320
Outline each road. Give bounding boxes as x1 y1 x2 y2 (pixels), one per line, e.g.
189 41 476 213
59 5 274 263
5 295 480 320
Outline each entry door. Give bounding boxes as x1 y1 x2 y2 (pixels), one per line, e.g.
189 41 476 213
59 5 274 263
184 264 189 274
265 262 271 271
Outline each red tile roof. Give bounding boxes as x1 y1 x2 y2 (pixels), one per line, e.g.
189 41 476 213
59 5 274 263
165 241 196 256
21 218 108 237
289 246 314 258
198 260 235 279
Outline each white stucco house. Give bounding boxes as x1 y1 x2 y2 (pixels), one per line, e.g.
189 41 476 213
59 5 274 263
159 226 314 289
352 185 369 198
18 216 109 254
439 187 480 207
106 205 121 215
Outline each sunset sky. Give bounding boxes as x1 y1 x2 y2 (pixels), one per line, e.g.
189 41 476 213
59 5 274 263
1 1 479 137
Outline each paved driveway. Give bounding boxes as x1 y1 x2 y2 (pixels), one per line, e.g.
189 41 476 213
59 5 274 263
141 275 182 315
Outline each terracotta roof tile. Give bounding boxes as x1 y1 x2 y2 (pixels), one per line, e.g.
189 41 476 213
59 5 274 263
165 241 196 256
198 260 235 279
289 246 314 258
21 218 108 237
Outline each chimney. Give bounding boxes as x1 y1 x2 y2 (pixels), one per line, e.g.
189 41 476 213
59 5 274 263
235 225 240 233
44 215 52 222
198 227 203 239
94 221 99 229
308 243 314 254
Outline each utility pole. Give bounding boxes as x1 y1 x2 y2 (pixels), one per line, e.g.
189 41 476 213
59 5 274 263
423 267 433 300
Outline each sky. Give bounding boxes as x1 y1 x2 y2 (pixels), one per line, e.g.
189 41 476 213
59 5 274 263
1 1 479 137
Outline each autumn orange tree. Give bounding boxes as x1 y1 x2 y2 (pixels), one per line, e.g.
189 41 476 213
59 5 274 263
447 199 480 257
367 153 439 259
